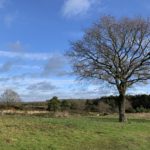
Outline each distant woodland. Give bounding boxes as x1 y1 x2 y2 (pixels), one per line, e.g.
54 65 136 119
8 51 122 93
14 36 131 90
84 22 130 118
0 95 149 114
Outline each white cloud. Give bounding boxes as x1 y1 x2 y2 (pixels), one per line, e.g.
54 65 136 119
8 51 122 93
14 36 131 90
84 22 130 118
0 73 149 101
62 0 98 17
0 76 76 101
0 50 51 61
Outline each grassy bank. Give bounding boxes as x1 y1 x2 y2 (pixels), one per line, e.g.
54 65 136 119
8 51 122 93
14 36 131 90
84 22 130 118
0 114 150 150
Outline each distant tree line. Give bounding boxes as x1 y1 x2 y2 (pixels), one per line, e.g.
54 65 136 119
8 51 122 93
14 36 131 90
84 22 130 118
0 94 150 113
46 95 150 113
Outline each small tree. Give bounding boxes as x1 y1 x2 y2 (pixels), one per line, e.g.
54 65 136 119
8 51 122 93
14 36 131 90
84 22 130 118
0 89 21 106
47 96 61 112
61 100 71 111
85 100 96 112
67 16 150 122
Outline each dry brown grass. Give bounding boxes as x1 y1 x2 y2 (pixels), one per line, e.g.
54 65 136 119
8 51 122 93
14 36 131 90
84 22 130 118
127 113 150 120
0 110 49 115
0 110 150 120
0 110 71 118
53 111 70 117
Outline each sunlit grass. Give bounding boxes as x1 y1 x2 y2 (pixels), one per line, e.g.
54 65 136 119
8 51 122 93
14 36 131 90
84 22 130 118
0 114 149 150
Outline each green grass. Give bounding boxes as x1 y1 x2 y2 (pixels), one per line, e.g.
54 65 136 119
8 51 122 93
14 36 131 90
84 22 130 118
0 114 150 150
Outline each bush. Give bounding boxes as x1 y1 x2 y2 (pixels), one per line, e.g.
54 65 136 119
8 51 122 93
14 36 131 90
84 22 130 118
97 102 111 113
70 100 85 112
136 106 147 113
47 96 61 112
61 100 71 111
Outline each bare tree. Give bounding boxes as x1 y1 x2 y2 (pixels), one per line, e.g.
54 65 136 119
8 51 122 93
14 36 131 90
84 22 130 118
0 89 21 106
67 16 150 122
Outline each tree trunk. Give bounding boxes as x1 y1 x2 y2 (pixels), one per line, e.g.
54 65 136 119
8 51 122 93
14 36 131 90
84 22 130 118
118 92 127 122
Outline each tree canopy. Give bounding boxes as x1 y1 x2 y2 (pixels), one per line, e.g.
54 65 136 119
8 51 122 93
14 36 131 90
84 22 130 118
67 16 150 122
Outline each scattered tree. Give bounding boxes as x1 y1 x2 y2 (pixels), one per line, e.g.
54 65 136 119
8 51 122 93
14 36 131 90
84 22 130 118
67 16 150 122
47 96 61 112
61 100 71 111
0 89 21 106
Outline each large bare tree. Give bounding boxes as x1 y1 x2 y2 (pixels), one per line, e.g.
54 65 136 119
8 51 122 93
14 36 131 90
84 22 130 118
67 16 150 122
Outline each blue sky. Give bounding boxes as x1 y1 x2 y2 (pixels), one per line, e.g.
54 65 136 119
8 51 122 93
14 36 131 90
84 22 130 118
0 0 150 101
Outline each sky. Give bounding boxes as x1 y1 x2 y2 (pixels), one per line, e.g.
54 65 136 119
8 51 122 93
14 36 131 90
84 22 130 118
0 0 150 101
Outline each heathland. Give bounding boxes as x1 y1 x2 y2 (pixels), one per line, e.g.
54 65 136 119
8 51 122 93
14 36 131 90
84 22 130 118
0 113 149 150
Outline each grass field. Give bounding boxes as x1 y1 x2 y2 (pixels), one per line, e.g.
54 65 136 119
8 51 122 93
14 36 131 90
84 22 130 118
0 113 150 150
